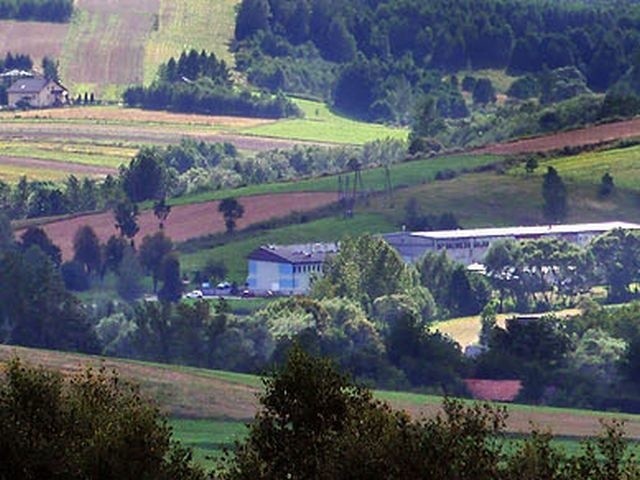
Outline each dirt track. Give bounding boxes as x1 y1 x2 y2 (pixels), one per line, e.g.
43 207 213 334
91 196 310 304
476 117 640 155
0 155 117 176
15 192 338 260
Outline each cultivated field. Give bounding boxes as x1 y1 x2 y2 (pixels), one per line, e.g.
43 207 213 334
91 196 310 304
476 117 640 155
0 155 116 182
60 0 159 95
15 192 338 260
2 344 640 440
0 20 68 67
244 99 409 144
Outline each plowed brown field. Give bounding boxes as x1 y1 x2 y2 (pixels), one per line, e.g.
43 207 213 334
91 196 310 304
63 0 159 86
477 117 640 155
0 20 68 65
2 344 640 438
15 192 338 260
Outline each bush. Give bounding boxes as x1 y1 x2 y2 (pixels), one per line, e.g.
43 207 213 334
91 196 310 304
0 359 206 479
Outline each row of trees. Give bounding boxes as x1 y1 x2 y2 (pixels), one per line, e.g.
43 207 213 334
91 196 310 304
0 136 405 222
123 49 300 118
0 0 72 22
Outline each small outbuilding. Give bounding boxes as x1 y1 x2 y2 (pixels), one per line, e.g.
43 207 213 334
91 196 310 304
7 77 68 108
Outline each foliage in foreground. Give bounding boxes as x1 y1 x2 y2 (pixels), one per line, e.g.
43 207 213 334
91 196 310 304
218 346 640 480
0 359 206 480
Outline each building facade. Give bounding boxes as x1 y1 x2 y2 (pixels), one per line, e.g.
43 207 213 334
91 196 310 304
384 221 640 265
7 77 68 108
246 243 338 295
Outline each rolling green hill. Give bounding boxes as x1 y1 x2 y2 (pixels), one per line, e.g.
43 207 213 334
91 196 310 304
3 344 640 470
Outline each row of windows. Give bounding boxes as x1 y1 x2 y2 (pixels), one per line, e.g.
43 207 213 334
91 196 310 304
436 240 490 250
293 263 322 274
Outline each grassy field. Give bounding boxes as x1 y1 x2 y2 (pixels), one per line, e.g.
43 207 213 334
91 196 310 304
243 98 409 145
144 0 240 84
0 164 70 182
170 418 246 469
180 213 396 282
516 144 640 193
171 153 501 206
363 171 640 229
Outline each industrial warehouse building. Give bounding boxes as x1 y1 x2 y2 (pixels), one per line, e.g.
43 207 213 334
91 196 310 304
246 243 338 295
383 221 640 265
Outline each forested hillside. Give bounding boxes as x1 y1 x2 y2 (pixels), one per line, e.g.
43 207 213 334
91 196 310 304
234 0 640 128
0 0 72 22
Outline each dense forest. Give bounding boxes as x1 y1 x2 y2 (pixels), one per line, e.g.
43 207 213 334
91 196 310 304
123 49 300 118
233 0 640 131
0 0 73 22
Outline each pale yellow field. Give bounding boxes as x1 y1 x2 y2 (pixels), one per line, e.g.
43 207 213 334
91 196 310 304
433 309 581 348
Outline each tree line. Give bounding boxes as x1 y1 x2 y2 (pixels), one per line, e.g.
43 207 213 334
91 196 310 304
0 138 406 222
0 0 72 22
123 49 300 118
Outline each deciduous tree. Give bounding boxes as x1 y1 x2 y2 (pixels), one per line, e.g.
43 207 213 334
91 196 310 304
218 197 244 233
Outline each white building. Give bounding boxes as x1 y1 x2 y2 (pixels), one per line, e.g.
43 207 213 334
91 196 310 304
384 221 640 265
246 243 338 295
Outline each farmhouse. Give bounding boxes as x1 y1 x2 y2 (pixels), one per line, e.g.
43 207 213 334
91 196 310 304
246 243 338 295
7 77 68 108
384 221 640 265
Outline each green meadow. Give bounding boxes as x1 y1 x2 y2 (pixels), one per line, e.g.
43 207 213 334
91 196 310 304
170 153 501 206
243 98 409 145
524 144 640 193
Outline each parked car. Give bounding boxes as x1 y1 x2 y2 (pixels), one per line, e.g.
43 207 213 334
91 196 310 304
185 290 203 299
241 289 255 298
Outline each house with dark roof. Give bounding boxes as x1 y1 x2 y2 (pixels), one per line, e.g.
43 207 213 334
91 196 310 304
246 243 338 295
7 77 68 108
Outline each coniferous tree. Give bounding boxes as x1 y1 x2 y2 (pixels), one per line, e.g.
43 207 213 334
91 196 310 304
542 166 567 222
